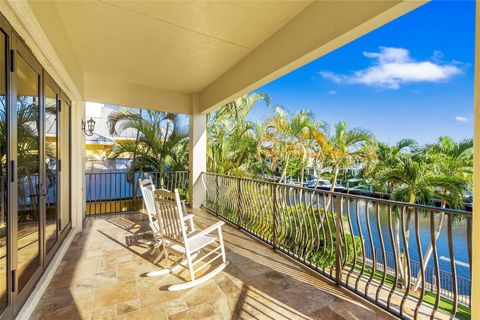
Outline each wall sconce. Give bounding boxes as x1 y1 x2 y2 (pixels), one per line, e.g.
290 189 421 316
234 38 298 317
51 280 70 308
82 117 96 136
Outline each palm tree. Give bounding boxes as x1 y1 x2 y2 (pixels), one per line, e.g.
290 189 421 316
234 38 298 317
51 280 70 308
378 152 436 286
322 122 374 207
364 139 418 193
167 139 189 171
207 92 270 176
309 123 329 188
411 137 472 291
258 107 316 185
377 140 471 290
107 109 189 177
363 139 418 284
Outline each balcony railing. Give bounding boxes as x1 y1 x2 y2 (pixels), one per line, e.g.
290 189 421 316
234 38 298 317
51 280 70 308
202 172 472 320
85 170 189 215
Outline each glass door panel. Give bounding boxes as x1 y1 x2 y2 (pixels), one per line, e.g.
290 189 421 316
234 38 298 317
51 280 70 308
0 30 8 315
15 54 40 294
44 84 57 255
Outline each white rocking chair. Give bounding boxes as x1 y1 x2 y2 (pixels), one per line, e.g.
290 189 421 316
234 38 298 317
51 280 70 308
138 178 194 264
148 188 228 291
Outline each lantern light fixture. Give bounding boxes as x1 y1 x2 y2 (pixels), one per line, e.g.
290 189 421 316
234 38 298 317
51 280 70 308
82 117 96 136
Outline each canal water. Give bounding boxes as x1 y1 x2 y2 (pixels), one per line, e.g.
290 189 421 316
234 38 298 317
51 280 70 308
347 200 470 281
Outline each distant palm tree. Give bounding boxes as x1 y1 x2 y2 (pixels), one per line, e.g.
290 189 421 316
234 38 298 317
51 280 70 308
167 139 189 171
207 92 270 176
107 109 189 176
258 107 316 185
382 154 434 204
322 122 374 207
365 139 418 193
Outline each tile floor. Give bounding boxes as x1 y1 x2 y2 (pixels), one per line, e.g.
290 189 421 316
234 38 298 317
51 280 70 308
30 209 393 320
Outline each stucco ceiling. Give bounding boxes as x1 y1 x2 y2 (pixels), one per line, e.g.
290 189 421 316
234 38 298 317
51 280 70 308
50 1 311 93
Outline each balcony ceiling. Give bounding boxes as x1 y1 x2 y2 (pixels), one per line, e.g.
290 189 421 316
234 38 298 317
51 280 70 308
24 0 425 113
38 1 310 93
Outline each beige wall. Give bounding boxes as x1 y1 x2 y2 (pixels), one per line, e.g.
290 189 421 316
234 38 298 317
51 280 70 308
27 0 84 97
189 94 207 208
84 75 192 114
70 101 87 229
0 1 82 101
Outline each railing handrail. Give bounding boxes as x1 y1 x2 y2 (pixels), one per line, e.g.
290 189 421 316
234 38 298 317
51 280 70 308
202 172 472 218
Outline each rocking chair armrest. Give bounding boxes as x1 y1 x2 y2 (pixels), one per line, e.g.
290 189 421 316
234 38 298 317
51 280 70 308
182 214 195 222
187 221 224 242
181 199 188 212
183 213 196 232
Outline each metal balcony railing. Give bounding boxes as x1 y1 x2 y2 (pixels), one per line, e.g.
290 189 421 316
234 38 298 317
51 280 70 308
85 171 189 215
202 172 472 320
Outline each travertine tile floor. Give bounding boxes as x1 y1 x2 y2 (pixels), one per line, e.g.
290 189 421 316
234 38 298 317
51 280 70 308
31 209 393 320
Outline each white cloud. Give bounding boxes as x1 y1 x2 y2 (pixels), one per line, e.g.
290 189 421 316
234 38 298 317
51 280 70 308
320 47 462 89
327 90 337 95
319 72 343 83
455 116 468 122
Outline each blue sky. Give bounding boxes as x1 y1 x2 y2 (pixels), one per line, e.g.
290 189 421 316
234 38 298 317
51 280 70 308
248 0 475 145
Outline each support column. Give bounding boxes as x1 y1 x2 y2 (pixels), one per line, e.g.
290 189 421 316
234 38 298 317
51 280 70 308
71 100 86 230
189 93 207 208
471 3 479 319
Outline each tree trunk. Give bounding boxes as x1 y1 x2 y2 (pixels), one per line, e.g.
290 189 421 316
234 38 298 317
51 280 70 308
411 203 446 291
279 156 290 184
393 217 405 285
299 148 306 198
312 158 323 189
330 165 339 193
399 208 413 290
325 165 339 209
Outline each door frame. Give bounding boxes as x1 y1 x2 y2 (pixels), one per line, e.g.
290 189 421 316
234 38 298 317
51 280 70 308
58 93 72 240
43 71 61 265
0 12 12 320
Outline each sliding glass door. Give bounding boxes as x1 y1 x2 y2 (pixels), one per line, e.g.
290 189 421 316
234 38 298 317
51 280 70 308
0 16 73 317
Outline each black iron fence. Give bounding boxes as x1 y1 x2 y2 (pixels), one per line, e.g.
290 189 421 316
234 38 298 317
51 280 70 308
202 172 472 320
85 171 189 215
